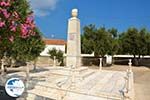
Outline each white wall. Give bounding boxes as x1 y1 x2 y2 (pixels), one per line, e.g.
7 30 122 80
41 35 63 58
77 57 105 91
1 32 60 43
40 44 65 56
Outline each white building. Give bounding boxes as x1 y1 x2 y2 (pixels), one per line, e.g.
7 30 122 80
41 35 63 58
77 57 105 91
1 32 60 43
40 39 66 56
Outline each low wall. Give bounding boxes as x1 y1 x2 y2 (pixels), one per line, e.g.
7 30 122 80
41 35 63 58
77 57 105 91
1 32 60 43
37 56 150 67
36 56 53 66
114 57 150 67
36 56 66 66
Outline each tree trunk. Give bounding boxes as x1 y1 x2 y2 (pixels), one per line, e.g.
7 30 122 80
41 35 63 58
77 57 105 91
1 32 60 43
1 56 9 73
1 58 5 75
138 55 141 66
60 58 64 66
25 62 30 89
10 58 15 68
0 58 7 86
102 56 106 67
112 56 114 65
33 60 37 71
133 55 139 66
23 61 30 99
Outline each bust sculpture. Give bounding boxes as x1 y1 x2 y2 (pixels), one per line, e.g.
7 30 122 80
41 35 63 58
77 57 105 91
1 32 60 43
71 9 78 17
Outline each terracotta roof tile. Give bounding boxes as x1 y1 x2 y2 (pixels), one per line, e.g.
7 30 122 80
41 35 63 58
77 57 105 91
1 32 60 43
43 39 66 45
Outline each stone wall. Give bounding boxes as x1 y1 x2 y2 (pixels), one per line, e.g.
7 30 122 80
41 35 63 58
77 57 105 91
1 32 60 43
36 56 66 66
36 56 53 66
114 57 150 67
81 57 106 66
36 56 150 67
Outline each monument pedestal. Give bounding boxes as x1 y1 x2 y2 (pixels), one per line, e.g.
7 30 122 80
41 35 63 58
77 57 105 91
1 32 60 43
66 9 81 68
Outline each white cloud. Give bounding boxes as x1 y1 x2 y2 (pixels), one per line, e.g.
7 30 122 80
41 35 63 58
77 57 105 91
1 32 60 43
34 9 51 17
29 0 59 17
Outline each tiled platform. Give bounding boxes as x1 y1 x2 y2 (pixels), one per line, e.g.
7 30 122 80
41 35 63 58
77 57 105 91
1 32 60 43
7 67 134 100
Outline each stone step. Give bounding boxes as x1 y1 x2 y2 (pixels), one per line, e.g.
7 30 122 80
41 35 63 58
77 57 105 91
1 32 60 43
27 83 121 100
28 70 96 92
78 70 95 80
27 87 58 100
28 80 71 94
27 93 54 100
75 67 89 74
64 92 108 100
26 72 125 100
48 67 89 76
26 93 36 100
29 69 95 86
27 73 100 99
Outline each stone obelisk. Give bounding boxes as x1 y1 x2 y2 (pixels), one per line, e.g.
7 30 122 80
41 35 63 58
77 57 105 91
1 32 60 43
66 9 81 68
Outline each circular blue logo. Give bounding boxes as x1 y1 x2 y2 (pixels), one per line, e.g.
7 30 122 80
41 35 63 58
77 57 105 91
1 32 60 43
5 78 25 97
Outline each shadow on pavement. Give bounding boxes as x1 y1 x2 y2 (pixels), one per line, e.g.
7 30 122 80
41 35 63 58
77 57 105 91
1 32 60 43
0 86 16 100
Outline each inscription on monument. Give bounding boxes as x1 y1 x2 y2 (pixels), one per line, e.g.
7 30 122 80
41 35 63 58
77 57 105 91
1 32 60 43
69 33 76 40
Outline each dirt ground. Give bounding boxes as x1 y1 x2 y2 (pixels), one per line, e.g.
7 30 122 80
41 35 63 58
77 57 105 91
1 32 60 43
102 65 150 100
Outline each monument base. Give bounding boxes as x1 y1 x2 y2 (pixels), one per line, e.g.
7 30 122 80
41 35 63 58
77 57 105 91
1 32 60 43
7 66 134 100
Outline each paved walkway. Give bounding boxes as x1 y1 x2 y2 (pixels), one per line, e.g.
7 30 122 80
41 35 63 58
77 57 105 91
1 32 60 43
5 66 132 100
1 65 147 100
102 65 150 100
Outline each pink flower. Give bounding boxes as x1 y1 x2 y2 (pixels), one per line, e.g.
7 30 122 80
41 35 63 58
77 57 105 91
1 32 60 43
10 21 17 32
9 36 14 42
1 9 10 18
21 33 29 38
10 27 16 31
31 32 36 36
13 11 19 19
21 24 29 37
28 23 35 29
0 1 10 6
0 21 5 27
26 15 34 23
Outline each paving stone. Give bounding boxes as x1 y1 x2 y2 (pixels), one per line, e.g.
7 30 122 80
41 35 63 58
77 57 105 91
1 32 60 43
7 67 134 100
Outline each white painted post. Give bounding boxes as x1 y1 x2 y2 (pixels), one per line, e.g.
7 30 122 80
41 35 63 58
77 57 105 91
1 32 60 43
126 69 130 92
128 59 132 72
53 56 56 67
124 69 133 99
99 58 102 70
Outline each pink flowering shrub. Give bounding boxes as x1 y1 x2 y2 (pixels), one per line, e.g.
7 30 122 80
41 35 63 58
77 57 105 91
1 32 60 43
0 0 45 65
0 0 36 42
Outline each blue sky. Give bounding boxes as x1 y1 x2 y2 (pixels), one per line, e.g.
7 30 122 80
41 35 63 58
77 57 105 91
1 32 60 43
29 0 150 40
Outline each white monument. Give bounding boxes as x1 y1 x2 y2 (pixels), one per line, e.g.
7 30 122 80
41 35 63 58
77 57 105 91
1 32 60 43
66 9 81 68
